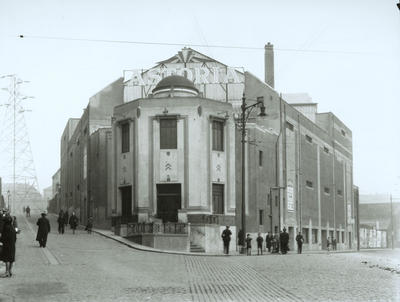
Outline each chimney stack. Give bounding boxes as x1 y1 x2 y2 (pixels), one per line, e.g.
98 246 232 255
264 42 275 88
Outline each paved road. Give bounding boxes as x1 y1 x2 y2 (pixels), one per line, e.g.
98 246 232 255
0 215 399 302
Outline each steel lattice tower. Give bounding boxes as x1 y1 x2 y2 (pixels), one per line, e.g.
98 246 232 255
0 74 40 214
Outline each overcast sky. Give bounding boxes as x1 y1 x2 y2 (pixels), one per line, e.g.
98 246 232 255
0 0 399 197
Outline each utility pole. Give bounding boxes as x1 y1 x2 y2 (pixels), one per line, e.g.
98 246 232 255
390 194 394 249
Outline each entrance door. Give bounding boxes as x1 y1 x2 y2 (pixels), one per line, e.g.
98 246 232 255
157 184 181 223
120 186 132 223
322 230 327 250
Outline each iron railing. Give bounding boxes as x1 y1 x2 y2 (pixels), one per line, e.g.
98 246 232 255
127 222 188 236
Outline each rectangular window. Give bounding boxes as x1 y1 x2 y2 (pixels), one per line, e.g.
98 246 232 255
275 195 278 207
306 180 313 188
160 119 177 149
312 229 318 243
259 210 264 225
212 120 224 151
324 187 330 194
324 146 330 153
121 123 130 153
286 121 294 131
212 184 224 214
337 189 343 196
305 135 312 143
259 150 263 167
302 228 309 243
341 129 346 136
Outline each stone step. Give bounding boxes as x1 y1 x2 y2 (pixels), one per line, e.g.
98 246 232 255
190 243 205 253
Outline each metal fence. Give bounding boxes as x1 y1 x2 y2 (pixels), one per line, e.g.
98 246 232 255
127 222 188 236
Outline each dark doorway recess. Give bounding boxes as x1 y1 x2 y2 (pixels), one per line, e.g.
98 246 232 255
157 184 181 223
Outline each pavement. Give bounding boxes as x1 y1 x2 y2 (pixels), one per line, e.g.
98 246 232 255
0 214 399 302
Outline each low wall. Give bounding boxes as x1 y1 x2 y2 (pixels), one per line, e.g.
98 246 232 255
128 234 189 252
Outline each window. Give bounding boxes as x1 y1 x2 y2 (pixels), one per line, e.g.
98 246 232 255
324 187 330 194
212 184 224 214
286 121 294 131
337 189 343 196
302 228 309 243
160 119 177 149
306 180 313 188
259 150 263 167
312 229 318 243
305 135 312 143
324 146 330 153
275 195 278 207
341 129 346 136
121 123 130 153
259 210 264 225
212 120 224 151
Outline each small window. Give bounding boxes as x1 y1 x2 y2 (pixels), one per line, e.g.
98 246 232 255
286 121 294 131
275 195 278 207
324 146 329 153
70 152 73 158
341 129 346 136
305 135 312 143
306 180 313 188
160 119 177 149
77 184 80 191
259 150 263 167
324 187 330 194
259 210 264 225
212 120 224 151
121 123 130 153
337 189 343 196
312 229 318 243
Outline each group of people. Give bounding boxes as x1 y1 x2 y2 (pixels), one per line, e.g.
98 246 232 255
0 209 18 277
221 226 309 256
56 209 81 235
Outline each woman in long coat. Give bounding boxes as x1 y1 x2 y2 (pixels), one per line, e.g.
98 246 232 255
69 212 78 234
36 212 51 247
0 216 16 277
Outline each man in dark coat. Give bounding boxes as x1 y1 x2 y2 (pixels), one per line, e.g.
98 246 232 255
237 229 244 253
296 231 304 254
256 233 264 255
57 210 65 234
280 228 289 254
265 232 272 252
26 206 30 217
0 216 16 277
63 210 69 227
36 212 51 247
221 226 232 254
69 212 78 234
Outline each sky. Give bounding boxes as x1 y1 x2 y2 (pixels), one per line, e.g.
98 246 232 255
0 0 399 197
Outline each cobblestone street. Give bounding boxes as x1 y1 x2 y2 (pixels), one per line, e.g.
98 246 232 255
0 215 399 302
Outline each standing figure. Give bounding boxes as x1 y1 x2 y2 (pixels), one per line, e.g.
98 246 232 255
69 212 78 234
280 228 289 254
85 216 93 234
221 226 232 254
63 210 69 228
245 234 252 256
237 229 244 253
26 206 30 217
256 233 264 255
296 232 304 254
327 237 331 252
36 212 51 247
332 237 337 251
265 232 272 253
57 210 65 234
0 216 16 277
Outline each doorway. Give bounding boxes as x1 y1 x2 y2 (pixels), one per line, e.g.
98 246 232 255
157 184 181 223
120 186 132 223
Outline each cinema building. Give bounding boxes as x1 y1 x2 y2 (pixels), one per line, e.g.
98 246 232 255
59 45 357 253
109 46 357 252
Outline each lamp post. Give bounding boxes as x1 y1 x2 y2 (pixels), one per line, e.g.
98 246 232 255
239 94 266 250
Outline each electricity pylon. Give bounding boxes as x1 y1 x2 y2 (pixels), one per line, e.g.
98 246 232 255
0 74 40 214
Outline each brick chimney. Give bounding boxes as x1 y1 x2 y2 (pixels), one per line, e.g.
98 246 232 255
264 42 275 88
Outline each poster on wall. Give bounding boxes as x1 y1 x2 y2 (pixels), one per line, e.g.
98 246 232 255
287 182 295 212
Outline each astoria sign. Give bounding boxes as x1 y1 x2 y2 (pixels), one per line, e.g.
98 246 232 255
124 66 244 86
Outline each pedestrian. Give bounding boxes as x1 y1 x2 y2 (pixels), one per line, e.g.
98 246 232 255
296 231 304 254
332 237 337 251
12 216 19 234
26 206 30 217
63 210 69 228
245 234 252 256
69 212 78 234
256 233 264 255
280 228 289 254
85 216 93 234
221 226 232 254
36 212 51 247
237 229 244 253
57 210 65 234
327 237 331 252
265 232 272 253
0 216 16 277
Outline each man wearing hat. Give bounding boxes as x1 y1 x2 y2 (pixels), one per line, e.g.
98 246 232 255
221 226 232 254
36 211 51 248
280 227 289 255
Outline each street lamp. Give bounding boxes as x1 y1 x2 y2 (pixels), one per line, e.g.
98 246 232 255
239 94 266 250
